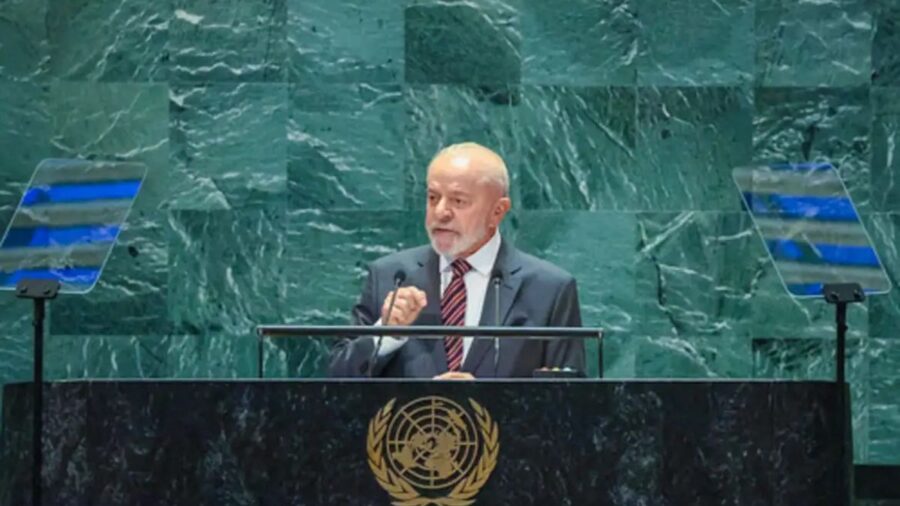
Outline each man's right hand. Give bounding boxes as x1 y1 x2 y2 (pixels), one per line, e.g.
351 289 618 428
381 287 428 326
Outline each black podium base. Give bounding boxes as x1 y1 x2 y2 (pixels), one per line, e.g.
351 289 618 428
1 379 850 505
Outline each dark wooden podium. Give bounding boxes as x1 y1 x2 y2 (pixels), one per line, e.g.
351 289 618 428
0 379 849 505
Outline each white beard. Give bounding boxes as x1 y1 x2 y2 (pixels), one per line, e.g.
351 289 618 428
427 223 488 259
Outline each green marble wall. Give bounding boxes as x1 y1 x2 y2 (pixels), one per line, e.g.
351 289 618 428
0 0 898 465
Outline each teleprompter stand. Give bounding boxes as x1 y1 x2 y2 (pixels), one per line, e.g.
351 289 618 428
16 278 60 506
823 282 865 506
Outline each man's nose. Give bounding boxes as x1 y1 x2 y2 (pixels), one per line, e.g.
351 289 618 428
435 199 453 220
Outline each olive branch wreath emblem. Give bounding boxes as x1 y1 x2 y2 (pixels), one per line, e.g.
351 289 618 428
366 398 499 506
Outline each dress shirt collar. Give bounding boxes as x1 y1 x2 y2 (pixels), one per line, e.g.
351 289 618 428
439 229 502 276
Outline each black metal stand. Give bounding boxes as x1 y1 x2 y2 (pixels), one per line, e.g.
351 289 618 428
16 279 60 506
824 283 864 385
823 282 865 506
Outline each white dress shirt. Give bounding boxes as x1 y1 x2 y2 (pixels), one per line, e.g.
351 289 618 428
376 230 502 364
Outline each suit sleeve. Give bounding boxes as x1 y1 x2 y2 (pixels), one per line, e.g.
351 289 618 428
542 277 586 372
328 264 400 377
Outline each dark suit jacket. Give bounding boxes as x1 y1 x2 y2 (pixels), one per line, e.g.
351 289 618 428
328 240 585 378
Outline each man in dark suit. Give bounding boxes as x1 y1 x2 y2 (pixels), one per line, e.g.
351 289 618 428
329 142 584 379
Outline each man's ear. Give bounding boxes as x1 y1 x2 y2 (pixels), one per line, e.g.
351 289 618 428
500 196 512 213
492 197 512 224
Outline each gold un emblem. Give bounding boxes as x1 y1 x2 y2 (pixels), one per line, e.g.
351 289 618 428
367 396 499 506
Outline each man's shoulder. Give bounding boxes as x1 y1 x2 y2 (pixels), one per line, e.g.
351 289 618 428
369 244 433 272
510 246 575 286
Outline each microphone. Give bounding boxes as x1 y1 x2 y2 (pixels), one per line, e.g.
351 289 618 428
491 268 503 377
366 269 406 378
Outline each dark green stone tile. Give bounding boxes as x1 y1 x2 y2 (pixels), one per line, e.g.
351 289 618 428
520 0 636 86
43 334 255 379
0 298 31 345
288 84 404 210
287 0 402 84
637 0 753 86
0 301 32 437
0 0 47 81
167 206 289 336
283 209 424 325
756 0 872 86
49 215 170 335
752 338 867 380
873 0 900 86
598 332 637 379
262 336 331 378
160 334 258 378
634 335 752 378
405 0 520 85
0 288 34 419
869 339 900 378
517 86 637 210
45 335 155 379
867 344 899 462
46 0 168 81
266 209 425 378
168 0 286 82
866 214 900 339
635 87 752 211
872 88 900 212
0 325 32 385
404 84 521 211
0 83 50 224
46 82 169 213
634 212 759 338
0 332 29 426
754 87 871 212
513 211 637 379
513 211 637 334
869 377 900 463
169 83 287 210
582 338 602 379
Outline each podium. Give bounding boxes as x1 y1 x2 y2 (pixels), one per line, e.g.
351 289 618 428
0 379 849 505
0 326 853 505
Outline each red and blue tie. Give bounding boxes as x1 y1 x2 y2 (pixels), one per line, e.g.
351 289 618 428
442 259 472 371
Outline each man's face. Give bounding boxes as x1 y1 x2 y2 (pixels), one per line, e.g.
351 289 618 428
425 156 504 258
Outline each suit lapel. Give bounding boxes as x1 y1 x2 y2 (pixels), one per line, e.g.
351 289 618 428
462 240 523 375
408 248 447 372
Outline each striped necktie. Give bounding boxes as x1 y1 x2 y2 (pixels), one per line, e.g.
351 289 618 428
442 258 472 371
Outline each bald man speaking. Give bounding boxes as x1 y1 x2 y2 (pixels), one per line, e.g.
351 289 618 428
329 143 585 379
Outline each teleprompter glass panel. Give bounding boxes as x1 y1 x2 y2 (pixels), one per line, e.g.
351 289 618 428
733 162 890 298
0 159 147 294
